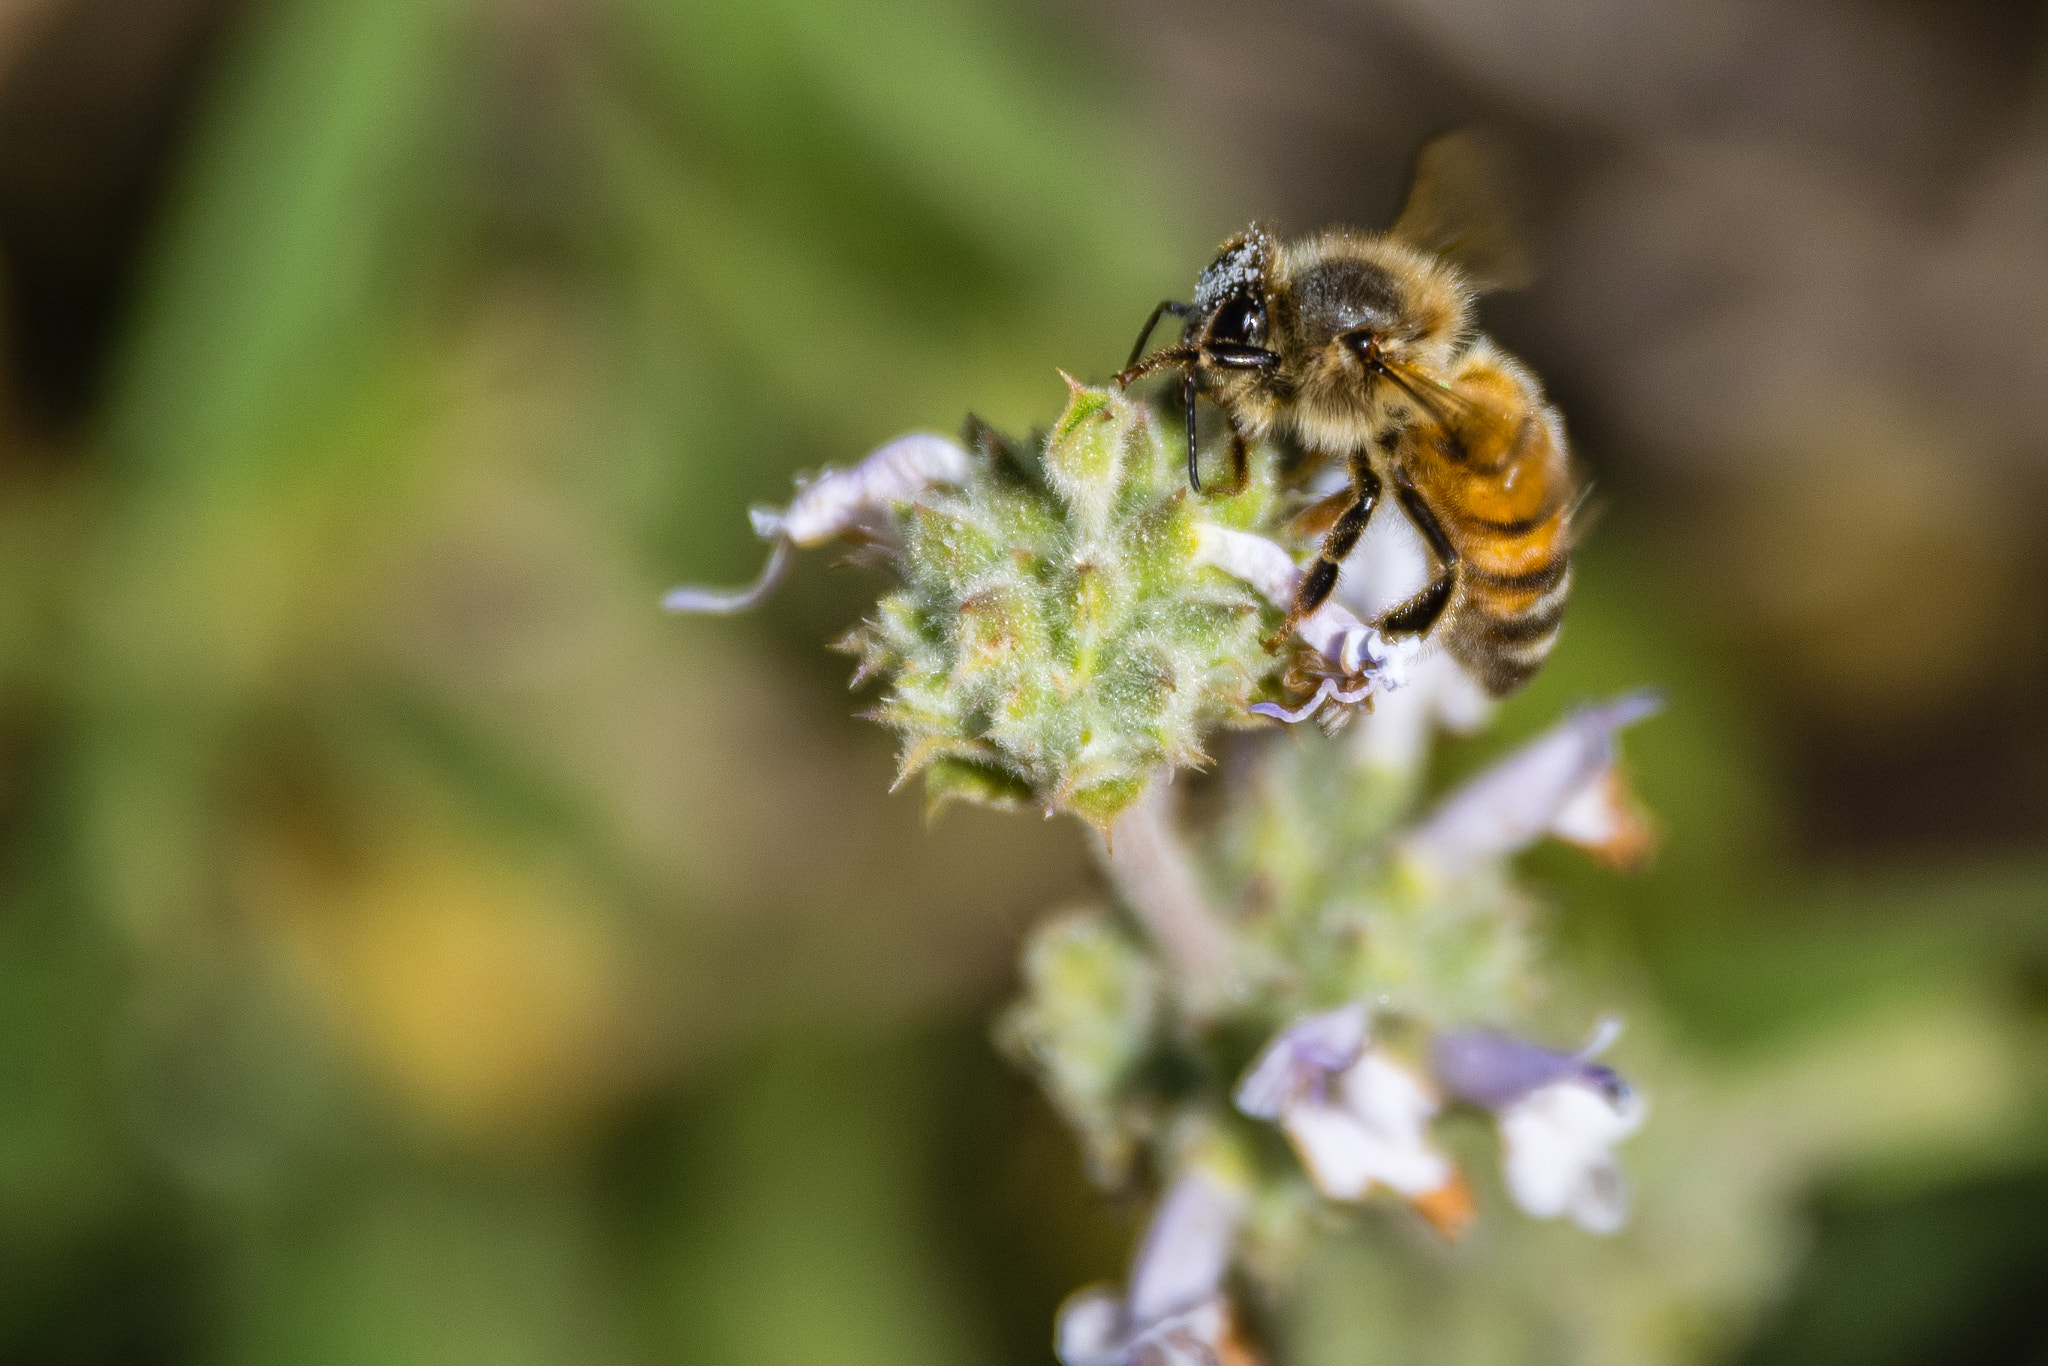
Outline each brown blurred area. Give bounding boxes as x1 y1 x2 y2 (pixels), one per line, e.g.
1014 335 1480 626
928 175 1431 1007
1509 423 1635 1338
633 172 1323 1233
0 0 242 438
1095 0 2048 856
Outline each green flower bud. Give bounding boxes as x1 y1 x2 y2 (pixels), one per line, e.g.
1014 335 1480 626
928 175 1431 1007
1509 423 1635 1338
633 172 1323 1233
845 380 1280 829
997 908 1161 1181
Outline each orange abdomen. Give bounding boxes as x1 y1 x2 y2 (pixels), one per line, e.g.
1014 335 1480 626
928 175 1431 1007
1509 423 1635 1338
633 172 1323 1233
1428 397 1575 696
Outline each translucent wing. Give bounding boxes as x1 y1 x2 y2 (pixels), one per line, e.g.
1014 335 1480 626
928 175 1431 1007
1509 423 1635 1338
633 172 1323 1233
1389 128 1535 294
1374 355 1576 517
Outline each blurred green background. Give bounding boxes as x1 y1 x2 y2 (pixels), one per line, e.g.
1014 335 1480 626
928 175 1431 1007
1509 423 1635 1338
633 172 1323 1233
0 0 2044 1362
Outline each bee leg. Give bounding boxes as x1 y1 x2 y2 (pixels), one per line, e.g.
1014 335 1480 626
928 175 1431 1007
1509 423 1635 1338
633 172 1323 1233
1377 479 1460 637
1268 458 1380 648
1184 368 1203 493
1215 424 1253 497
1126 299 1190 371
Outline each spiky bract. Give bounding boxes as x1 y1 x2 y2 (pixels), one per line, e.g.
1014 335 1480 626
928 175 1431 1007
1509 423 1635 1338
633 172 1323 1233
842 382 1282 828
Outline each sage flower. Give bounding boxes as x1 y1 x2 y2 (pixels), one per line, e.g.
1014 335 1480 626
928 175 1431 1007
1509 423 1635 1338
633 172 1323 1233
662 432 971 614
1055 1170 1253 1366
1192 523 1417 725
1235 1005 1470 1234
1434 1022 1645 1234
1400 690 1662 879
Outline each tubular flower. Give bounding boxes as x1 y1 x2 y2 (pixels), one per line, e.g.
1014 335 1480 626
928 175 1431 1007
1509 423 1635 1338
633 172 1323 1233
1434 1023 1646 1234
1192 524 1419 726
1399 691 1662 879
1055 1170 1258 1366
1235 1005 1471 1236
662 432 971 614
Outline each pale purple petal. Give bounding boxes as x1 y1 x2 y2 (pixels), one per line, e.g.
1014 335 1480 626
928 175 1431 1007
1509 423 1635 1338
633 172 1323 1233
1054 1288 1126 1366
774 433 970 546
665 434 967 616
1126 1170 1242 1326
1248 679 1340 724
1433 1031 1585 1109
1399 690 1662 878
1054 1172 1243 1366
1125 1301 1233 1366
662 538 795 615
1434 1022 1633 1111
1332 486 1434 620
1234 1002 1370 1119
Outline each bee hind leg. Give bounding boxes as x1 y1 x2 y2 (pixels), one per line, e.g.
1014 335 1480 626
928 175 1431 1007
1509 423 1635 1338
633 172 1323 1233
1376 570 1457 636
1267 459 1380 649
1376 480 1460 637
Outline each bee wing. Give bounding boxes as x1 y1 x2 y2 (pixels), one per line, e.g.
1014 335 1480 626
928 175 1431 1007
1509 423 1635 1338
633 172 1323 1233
1389 129 1535 294
1378 357 1575 511
1375 355 1500 431
1563 480 1605 548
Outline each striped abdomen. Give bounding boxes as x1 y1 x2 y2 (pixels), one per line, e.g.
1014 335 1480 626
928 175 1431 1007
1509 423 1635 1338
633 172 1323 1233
1415 357 1576 697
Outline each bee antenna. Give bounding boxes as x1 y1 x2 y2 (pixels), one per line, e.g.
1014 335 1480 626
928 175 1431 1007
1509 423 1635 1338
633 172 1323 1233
1185 368 1202 493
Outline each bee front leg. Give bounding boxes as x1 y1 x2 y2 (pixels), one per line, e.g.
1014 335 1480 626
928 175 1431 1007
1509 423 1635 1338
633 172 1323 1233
1215 424 1253 497
1270 456 1380 647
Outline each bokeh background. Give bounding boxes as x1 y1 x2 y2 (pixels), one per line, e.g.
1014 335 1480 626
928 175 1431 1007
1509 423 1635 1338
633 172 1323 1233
1 0 2045 1362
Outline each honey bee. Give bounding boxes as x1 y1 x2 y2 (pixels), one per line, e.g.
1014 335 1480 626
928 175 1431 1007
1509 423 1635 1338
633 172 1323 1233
1117 132 1577 698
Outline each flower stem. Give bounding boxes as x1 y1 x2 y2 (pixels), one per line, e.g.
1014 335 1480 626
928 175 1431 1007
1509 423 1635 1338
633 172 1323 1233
1098 780 1235 1016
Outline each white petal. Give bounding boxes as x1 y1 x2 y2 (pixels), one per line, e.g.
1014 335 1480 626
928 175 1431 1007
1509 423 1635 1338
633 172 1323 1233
1548 768 1656 867
1192 525 1416 693
1192 523 1301 605
1569 1155 1632 1235
1125 1171 1241 1326
1233 1002 1369 1119
776 433 970 546
1400 691 1661 879
1282 1101 1387 1200
1341 1053 1439 1140
1283 1055 1451 1201
1498 1081 1646 1233
1339 1054 1453 1197
1054 1287 1127 1366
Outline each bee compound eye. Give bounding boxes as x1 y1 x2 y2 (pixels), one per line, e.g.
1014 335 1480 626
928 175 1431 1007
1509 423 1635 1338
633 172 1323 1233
1208 294 1264 347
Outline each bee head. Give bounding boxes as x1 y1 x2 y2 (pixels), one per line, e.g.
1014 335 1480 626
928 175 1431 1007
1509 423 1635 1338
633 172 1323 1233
1270 234 1472 441
1117 225 1282 387
1116 225 1289 492
1188 226 1274 345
